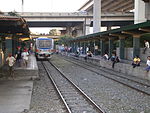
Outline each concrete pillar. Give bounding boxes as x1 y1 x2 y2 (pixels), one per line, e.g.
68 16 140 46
119 37 125 59
93 0 101 33
133 37 140 58
107 26 111 31
100 40 105 56
84 18 91 35
145 1 150 20
108 38 113 57
134 0 146 24
66 26 72 36
73 42 75 53
83 42 86 54
5 36 13 57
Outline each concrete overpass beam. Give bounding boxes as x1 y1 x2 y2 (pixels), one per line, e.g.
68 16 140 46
93 0 101 33
134 0 146 24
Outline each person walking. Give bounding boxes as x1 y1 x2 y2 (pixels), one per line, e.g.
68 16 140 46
15 46 22 67
6 53 16 79
21 49 29 67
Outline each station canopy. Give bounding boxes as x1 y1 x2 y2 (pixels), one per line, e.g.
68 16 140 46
69 21 150 42
0 14 30 37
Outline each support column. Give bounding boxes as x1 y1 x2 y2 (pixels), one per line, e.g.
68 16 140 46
73 42 75 53
100 39 105 56
145 1 150 20
83 42 86 54
133 37 140 58
119 37 125 59
66 26 72 36
109 38 113 57
5 36 13 57
134 0 146 24
93 0 101 33
84 18 91 35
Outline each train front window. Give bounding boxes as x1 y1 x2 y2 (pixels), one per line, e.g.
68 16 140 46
38 40 51 48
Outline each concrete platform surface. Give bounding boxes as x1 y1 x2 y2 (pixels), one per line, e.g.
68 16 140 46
0 80 33 113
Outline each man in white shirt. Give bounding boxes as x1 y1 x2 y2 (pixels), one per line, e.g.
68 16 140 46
143 40 149 54
6 54 16 78
21 49 29 67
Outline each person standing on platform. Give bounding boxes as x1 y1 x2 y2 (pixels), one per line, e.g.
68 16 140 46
110 52 120 68
21 49 29 67
145 56 150 74
6 53 16 79
15 46 22 67
143 40 149 54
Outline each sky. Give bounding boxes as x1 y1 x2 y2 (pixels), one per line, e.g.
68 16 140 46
0 0 88 33
0 0 87 12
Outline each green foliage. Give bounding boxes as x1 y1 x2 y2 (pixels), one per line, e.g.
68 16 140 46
55 35 73 46
8 11 20 17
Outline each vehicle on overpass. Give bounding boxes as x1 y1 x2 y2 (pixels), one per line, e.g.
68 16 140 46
35 37 54 60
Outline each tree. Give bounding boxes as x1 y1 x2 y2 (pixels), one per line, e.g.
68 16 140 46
49 29 61 36
55 35 72 46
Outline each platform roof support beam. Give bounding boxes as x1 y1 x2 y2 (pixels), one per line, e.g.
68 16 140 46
109 38 113 57
5 35 13 57
93 0 101 33
134 0 146 24
133 37 140 58
119 37 125 59
100 39 105 56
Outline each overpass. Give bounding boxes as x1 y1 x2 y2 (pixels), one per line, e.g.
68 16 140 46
79 0 134 13
5 12 133 36
30 34 60 40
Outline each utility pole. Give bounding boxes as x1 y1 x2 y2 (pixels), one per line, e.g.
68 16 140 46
22 0 24 12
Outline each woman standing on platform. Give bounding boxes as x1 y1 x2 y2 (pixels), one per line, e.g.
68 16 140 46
21 49 29 67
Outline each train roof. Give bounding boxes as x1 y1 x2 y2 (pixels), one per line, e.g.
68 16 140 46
36 37 52 40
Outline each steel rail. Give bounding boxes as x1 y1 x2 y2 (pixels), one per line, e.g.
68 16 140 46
41 61 72 113
48 60 105 113
61 56 150 96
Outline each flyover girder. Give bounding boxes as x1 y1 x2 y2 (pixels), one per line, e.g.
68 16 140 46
102 0 133 12
111 0 134 12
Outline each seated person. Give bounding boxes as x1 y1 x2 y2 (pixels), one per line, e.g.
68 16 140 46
132 55 141 68
87 51 93 57
84 51 93 60
103 53 109 60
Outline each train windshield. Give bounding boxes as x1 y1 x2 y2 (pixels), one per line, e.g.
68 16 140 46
38 40 51 48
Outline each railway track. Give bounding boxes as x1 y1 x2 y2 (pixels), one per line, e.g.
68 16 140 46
41 61 105 113
59 55 150 96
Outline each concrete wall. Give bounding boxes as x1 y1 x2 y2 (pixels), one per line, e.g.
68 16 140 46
117 48 150 62
69 55 150 81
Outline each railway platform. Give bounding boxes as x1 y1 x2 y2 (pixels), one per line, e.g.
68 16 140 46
0 54 38 113
67 53 150 81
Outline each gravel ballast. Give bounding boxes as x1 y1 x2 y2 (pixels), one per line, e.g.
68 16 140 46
51 55 150 113
22 62 66 113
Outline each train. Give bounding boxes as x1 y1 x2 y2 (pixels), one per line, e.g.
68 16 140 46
35 37 54 60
